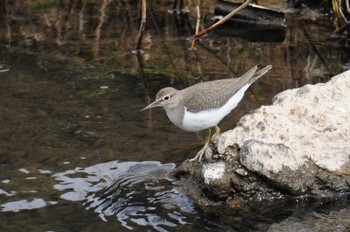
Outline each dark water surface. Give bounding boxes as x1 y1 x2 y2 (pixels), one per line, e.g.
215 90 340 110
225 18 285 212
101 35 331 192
1 1 350 231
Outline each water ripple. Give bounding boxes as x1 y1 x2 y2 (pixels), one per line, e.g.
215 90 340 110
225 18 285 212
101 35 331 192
53 160 195 231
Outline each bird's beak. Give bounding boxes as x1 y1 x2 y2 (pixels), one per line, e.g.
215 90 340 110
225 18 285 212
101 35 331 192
140 101 159 112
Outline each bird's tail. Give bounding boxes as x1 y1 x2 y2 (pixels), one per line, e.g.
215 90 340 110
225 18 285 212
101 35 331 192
246 65 273 84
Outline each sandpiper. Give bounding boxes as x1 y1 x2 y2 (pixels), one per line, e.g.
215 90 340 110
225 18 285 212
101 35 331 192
141 65 272 161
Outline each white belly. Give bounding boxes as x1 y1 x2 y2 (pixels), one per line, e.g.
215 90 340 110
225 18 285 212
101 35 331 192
181 83 250 132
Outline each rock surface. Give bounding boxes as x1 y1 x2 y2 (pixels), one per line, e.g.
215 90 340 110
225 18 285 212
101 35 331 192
217 69 350 196
174 70 350 205
218 70 350 175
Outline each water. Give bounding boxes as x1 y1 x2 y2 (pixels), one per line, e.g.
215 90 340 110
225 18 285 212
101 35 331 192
53 161 193 231
0 1 350 231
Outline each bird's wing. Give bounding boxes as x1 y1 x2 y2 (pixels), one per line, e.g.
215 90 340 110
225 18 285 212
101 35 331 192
182 79 241 113
182 65 272 113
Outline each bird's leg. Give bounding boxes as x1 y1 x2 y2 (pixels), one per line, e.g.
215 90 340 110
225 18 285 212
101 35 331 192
204 128 212 144
189 128 211 162
189 126 221 162
210 125 220 142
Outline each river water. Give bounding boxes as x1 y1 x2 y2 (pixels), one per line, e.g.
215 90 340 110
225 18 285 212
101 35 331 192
0 1 349 231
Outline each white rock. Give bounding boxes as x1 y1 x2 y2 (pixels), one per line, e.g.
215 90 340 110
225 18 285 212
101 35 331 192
217 70 350 174
202 162 226 185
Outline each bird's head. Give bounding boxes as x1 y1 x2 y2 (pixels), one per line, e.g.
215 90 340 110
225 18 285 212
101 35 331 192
141 87 180 111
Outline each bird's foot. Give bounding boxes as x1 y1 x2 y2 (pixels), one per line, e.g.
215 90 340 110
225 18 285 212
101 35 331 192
188 142 209 162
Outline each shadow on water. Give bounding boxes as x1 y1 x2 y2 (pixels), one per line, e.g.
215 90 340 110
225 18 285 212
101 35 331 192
0 0 350 231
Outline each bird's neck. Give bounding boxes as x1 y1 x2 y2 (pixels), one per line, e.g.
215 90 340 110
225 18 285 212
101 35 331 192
164 93 185 129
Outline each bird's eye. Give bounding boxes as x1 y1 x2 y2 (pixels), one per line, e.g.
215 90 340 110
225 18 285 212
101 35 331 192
163 95 170 101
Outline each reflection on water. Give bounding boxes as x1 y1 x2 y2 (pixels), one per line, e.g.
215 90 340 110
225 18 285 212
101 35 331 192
0 64 10 73
53 161 194 231
1 198 54 212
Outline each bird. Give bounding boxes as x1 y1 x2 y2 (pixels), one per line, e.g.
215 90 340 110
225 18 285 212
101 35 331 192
141 65 272 162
